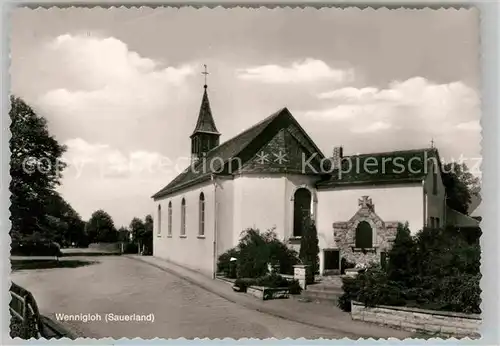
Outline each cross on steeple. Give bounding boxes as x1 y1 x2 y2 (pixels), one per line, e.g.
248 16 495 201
202 64 209 88
430 138 435 148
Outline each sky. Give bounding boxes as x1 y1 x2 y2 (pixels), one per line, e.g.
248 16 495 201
10 7 481 227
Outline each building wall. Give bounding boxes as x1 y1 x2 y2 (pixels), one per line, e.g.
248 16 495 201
153 180 216 277
316 183 424 272
423 161 447 228
232 174 287 241
216 178 235 257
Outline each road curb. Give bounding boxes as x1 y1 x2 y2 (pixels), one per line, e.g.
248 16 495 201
125 256 387 339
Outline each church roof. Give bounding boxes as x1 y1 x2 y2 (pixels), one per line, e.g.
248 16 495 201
191 87 219 137
152 107 326 199
316 148 442 189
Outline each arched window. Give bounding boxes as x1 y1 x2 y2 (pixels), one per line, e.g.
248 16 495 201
199 193 205 236
180 198 186 236
167 201 172 236
157 204 162 235
293 188 312 237
355 221 373 248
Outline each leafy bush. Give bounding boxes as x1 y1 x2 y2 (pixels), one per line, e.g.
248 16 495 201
11 241 62 257
340 258 356 274
233 274 302 294
217 248 240 278
356 267 405 307
122 242 138 254
288 279 303 295
234 278 256 292
218 228 299 279
255 273 290 287
337 276 358 311
338 224 481 314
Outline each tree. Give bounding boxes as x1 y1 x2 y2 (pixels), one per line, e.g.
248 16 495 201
86 210 117 243
9 96 66 242
386 222 417 285
442 162 481 215
117 227 130 243
130 217 145 251
299 216 320 284
143 215 153 254
45 192 86 247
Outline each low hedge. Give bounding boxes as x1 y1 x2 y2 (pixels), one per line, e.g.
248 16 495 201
234 274 302 295
11 241 62 257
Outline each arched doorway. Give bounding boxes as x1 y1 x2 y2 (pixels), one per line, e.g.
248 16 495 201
293 188 312 237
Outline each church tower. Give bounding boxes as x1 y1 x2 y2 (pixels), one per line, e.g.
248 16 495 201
190 68 220 163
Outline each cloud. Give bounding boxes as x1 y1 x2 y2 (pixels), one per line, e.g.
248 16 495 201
62 138 189 181
46 34 194 91
59 138 179 225
29 34 196 145
456 120 481 131
351 121 392 134
300 77 481 162
236 58 354 84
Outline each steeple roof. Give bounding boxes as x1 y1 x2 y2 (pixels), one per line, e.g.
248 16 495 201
191 86 220 137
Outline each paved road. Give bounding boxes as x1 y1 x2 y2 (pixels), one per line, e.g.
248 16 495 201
11 256 351 339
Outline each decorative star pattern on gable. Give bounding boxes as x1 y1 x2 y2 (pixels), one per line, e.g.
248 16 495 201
238 126 321 174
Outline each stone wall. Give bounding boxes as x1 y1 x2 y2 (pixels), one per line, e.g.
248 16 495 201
333 196 399 266
351 301 481 338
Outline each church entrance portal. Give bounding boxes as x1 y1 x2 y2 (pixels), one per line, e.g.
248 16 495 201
293 188 312 237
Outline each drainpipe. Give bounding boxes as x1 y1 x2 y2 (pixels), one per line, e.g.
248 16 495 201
212 174 218 279
422 180 427 228
443 191 447 226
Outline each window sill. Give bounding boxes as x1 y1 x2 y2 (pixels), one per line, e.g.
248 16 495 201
352 247 377 253
179 235 187 238
197 235 206 239
167 235 172 238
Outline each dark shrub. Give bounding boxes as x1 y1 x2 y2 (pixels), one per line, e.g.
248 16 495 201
234 278 256 292
337 276 359 311
255 273 290 288
299 218 320 284
288 279 303 295
339 223 481 314
434 273 481 314
237 229 274 278
217 248 240 278
267 238 299 275
218 228 300 279
122 242 138 254
11 241 62 257
340 258 356 275
235 275 302 295
356 267 405 307
387 223 417 284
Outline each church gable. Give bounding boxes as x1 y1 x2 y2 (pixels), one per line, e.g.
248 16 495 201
237 125 323 175
153 107 325 199
286 123 317 156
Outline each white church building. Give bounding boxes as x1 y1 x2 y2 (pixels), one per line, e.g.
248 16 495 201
152 83 475 278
